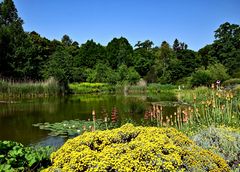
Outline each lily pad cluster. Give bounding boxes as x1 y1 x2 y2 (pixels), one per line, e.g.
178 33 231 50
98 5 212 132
33 119 106 137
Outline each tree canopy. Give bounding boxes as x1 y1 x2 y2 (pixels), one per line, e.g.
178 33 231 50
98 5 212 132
0 0 239 87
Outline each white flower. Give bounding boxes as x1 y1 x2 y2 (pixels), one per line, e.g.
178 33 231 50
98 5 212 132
77 130 80 133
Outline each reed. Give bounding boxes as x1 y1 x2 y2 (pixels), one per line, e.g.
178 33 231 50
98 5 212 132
0 77 60 98
126 85 147 93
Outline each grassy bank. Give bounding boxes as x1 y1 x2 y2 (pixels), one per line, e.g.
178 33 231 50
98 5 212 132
69 82 178 94
69 82 115 94
0 78 60 98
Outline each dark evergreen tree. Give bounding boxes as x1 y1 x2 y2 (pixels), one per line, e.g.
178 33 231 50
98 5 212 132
173 39 180 51
61 34 73 46
106 37 133 69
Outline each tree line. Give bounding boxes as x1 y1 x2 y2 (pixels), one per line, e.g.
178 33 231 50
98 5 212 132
1 0 239 88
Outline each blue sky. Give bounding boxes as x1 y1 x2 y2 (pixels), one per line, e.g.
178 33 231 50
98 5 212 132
14 0 240 50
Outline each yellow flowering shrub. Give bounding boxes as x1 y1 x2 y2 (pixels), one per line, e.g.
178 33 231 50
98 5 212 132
43 124 230 172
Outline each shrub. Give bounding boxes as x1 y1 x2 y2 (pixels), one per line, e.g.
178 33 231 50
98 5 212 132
207 63 230 82
191 63 230 87
191 68 212 87
43 124 230 172
86 63 119 84
126 67 141 84
192 126 240 171
116 65 140 84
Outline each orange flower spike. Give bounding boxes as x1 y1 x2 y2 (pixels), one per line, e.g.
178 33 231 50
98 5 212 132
230 92 233 99
92 110 96 121
211 84 215 89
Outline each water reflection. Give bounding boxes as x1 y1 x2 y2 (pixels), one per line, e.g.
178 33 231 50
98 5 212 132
0 93 178 145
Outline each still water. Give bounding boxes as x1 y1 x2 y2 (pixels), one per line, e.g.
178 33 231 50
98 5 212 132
0 93 177 146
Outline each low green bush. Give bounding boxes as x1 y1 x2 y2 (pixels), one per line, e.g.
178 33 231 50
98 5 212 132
191 69 212 87
192 126 240 171
44 124 230 172
191 63 230 87
0 141 53 171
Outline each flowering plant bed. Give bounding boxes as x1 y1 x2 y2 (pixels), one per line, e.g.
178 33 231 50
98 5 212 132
43 124 230 171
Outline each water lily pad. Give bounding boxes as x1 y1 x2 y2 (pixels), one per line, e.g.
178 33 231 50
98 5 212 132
33 119 107 137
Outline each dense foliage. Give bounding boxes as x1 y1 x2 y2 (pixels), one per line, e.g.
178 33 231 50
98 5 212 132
43 124 230 172
0 140 53 171
0 0 239 88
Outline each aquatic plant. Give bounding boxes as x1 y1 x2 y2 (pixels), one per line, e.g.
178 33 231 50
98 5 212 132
43 124 230 172
33 119 106 137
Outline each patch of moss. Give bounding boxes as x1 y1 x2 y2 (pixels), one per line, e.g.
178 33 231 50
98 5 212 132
43 124 230 172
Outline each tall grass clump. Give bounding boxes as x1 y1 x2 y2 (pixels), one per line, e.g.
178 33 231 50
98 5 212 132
69 82 115 94
0 77 60 98
126 85 147 93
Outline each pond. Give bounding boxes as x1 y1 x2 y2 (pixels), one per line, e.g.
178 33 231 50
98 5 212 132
0 93 179 146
